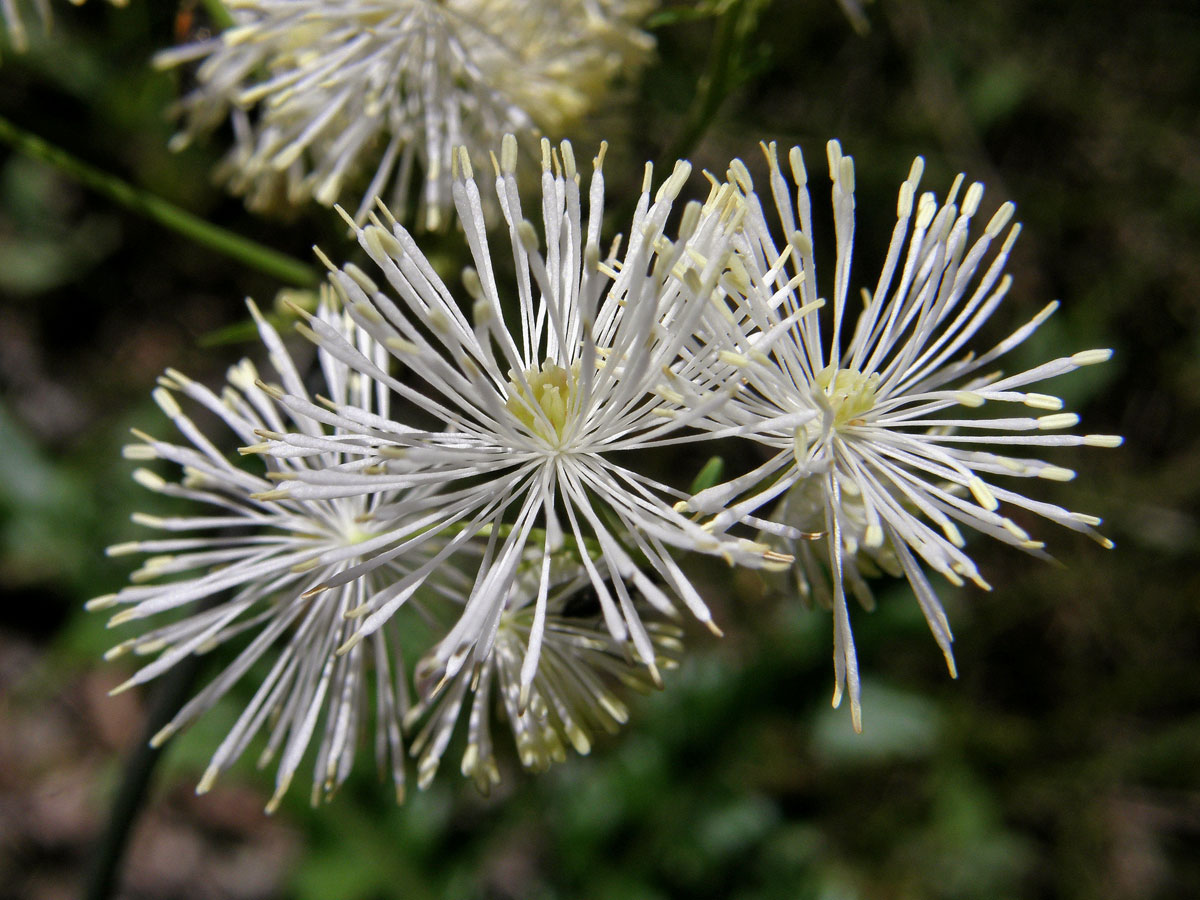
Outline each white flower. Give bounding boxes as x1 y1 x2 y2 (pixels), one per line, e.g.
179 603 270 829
94 299 445 811
2 0 126 54
406 549 681 793
684 140 1122 730
250 135 785 719
155 0 655 228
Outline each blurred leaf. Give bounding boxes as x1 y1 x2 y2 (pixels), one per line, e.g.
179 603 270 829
689 455 726 494
811 680 942 764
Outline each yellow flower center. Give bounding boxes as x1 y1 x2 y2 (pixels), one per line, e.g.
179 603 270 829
505 361 581 444
815 365 880 428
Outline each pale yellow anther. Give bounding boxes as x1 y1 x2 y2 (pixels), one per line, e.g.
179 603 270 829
1038 413 1080 430
251 489 291 501
915 193 937 230
942 521 965 547
265 772 294 814
195 766 220 796
1024 393 1063 410
500 133 518 174
954 391 986 408
560 141 577 180
936 571 964 592
517 220 539 253
384 336 420 355
864 523 884 548
1084 434 1123 448
134 639 167 657
152 387 181 418
728 158 753 193
363 226 404 261
962 182 984 217
1001 518 1030 542
149 723 178 749
335 630 365 656
1072 348 1113 366
787 145 807 187
1038 466 1076 482
658 160 692 203
343 262 379 295
254 380 285 401
838 156 855 192
897 181 915 218
457 146 473 181
986 201 1016 237
86 594 119 611
946 173 965 206
968 476 998 511
107 608 139 628
597 692 629 724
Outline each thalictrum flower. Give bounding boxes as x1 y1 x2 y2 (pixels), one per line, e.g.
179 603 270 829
406 549 682 794
155 0 655 228
249 135 786 722
95 300 446 811
683 140 1122 729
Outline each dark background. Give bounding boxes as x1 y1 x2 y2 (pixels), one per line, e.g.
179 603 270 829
1 1 1197 898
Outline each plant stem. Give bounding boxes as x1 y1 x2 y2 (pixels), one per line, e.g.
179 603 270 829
0 113 318 287
81 649 206 900
200 0 236 30
661 0 765 165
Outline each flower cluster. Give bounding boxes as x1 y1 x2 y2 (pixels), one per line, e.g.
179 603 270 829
155 0 655 228
98 136 777 807
100 133 1119 808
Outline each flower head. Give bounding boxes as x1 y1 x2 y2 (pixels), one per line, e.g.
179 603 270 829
250 135 784 723
685 140 1122 730
156 0 655 228
94 299 442 810
406 549 681 794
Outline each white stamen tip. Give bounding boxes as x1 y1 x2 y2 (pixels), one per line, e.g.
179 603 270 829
1072 349 1113 366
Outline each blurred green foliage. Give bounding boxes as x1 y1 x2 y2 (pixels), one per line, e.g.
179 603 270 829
1 1 1198 899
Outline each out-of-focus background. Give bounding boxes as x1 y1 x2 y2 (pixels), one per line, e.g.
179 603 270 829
1 1 1197 898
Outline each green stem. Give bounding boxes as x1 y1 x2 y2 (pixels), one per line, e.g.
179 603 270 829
200 0 236 30
662 0 765 165
0 114 318 288
82 644 207 900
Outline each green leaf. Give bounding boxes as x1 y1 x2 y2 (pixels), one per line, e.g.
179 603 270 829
689 456 726 495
